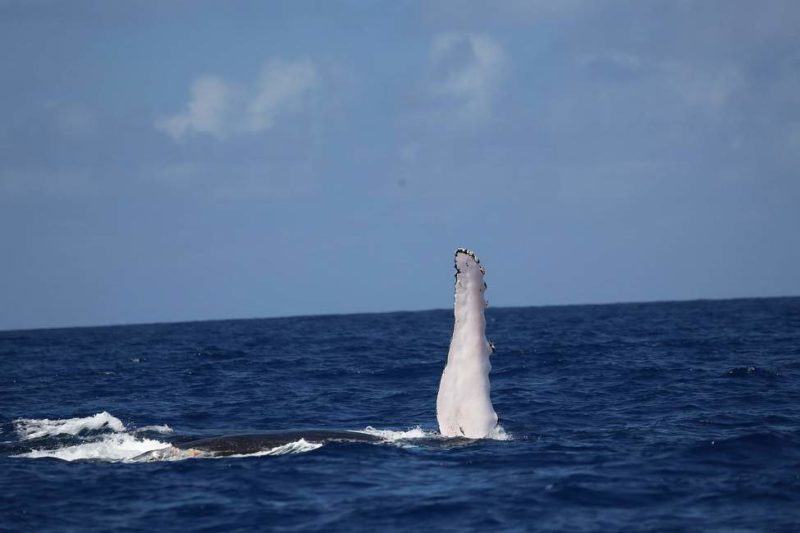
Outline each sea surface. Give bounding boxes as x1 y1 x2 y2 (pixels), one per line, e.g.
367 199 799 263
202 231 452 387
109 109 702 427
2 297 800 531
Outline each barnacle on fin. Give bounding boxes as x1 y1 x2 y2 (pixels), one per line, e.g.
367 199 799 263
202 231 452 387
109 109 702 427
454 247 486 275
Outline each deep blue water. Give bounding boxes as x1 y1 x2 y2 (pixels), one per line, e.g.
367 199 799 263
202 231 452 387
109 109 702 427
2 297 800 531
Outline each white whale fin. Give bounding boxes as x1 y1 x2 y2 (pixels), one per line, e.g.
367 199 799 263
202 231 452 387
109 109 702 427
436 248 498 438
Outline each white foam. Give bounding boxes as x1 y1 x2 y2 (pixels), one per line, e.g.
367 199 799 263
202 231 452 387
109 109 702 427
132 445 203 462
360 425 434 441
16 433 170 462
487 425 511 441
14 412 126 440
361 424 511 442
135 438 324 462
231 438 323 457
135 424 174 434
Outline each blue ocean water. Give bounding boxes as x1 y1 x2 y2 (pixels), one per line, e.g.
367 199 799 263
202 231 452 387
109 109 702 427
2 297 800 531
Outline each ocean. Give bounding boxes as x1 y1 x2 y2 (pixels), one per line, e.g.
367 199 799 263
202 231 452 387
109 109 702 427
2 297 799 531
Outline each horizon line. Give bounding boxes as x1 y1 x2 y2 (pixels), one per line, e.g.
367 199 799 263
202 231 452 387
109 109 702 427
1 293 797 334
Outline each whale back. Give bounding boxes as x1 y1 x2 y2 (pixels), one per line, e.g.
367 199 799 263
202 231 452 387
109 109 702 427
173 430 382 456
436 248 498 438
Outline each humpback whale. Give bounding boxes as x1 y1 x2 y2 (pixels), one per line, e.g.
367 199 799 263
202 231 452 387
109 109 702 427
135 248 498 460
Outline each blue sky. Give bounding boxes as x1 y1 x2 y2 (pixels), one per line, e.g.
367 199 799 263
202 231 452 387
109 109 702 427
1 0 798 330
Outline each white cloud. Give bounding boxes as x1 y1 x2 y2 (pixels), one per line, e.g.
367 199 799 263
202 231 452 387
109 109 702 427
429 33 506 122
246 59 317 132
156 59 317 141
156 76 234 140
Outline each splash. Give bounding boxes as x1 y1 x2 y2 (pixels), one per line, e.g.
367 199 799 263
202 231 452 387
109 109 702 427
11 412 174 462
360 425 433 441
232 439 323 457
131 445 200 462
11 412 328 462
14 412 126 440
360 425 512 442
135 439 323 462
135 425 174 434
16 433 170 462
487 425 511 441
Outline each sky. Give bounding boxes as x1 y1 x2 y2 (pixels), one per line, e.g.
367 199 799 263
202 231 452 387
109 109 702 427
1 0 799 330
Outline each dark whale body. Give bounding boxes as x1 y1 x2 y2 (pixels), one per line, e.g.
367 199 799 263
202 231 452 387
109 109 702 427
174 429 383 456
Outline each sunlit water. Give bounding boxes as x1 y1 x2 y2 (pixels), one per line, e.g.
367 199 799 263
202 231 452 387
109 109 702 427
2 298 799 530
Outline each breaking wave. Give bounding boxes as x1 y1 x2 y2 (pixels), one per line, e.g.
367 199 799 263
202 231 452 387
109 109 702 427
14 411 126 440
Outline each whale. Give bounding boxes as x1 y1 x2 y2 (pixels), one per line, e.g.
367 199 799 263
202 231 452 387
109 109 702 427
134 248 498 460
436 248 498 438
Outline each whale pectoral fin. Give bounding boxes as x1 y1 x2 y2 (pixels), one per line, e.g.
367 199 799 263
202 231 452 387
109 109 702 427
436 248 498 439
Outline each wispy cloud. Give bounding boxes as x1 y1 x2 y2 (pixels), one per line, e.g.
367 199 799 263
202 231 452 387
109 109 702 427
156 59 317 141
575 51 745 118
428 33 506 123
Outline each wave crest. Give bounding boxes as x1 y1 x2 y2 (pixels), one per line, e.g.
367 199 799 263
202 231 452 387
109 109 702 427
14 412 126 440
